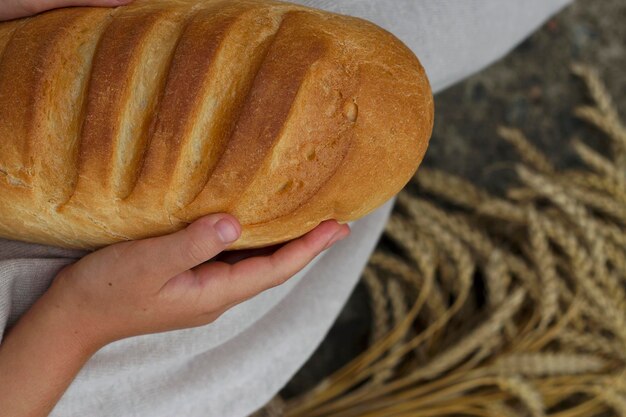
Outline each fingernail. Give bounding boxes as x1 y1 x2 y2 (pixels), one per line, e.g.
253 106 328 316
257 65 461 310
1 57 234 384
215 218 239 243
324 230 346 250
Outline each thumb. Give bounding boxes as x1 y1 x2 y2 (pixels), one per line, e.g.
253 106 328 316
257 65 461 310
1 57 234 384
114 214 242 282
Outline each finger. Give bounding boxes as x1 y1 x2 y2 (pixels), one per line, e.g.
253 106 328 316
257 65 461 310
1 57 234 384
213 243 285 265
118 214 241 281
12 0 131 19
192 220 350 306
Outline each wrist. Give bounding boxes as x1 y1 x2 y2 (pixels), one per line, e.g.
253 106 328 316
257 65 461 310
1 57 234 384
25 287 108 358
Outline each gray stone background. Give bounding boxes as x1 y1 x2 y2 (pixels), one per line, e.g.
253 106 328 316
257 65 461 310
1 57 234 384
282 0 626 398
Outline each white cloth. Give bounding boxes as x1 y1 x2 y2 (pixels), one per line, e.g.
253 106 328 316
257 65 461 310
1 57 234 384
0 1 571 416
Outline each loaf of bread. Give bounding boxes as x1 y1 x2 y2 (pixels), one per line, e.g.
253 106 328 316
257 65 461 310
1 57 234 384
0 0 433 250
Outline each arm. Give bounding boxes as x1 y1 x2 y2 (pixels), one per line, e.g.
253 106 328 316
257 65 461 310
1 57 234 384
0 214 349 417
0 292 99 417
0 0 131 20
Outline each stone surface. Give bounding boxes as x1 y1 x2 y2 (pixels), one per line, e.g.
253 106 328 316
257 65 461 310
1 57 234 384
282 0 626 398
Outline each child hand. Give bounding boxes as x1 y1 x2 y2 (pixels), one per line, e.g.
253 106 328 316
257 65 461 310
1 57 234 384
43 215 350 350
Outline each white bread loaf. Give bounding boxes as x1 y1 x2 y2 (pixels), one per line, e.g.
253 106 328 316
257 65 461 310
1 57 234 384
0 0 433 250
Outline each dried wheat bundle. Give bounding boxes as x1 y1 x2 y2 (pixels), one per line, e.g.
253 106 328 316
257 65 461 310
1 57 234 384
277 65 626 417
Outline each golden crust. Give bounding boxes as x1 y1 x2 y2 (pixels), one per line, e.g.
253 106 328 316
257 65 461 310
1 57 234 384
0 0 434 250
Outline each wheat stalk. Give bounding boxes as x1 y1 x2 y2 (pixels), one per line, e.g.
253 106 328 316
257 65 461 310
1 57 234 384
279 64 626 417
